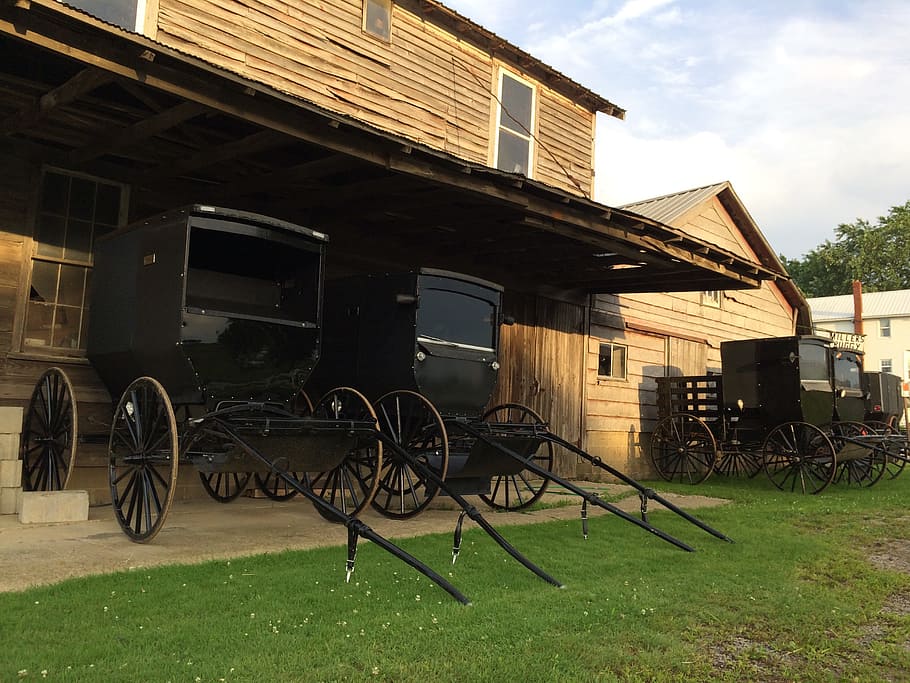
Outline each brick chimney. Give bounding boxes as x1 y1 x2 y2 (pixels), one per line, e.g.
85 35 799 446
852 280 864 335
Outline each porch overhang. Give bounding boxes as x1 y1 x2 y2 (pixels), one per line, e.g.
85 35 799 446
0 0 784 298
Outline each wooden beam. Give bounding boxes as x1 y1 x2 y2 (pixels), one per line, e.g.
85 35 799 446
65 100 208 165
0 67 112 135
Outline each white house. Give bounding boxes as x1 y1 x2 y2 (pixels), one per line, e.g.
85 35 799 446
809 289 910 383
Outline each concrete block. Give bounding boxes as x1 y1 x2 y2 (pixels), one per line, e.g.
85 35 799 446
0 460 22 487
0 407 23 434
18 490 89 524
0 487 21 515
0 434 20 461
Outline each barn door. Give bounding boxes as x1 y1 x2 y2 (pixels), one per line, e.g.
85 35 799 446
492 293 585 476
666 336 707 377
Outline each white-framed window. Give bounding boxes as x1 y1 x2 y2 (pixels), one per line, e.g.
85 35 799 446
23 168 128 355
65 0 150 32
363 0 392 41
494 69 536 177
701 290 722 308
598 342 628 380
880 318 891 338
881 359 893 373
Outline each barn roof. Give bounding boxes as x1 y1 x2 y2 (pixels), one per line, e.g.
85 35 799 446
0 0 778 297
810 289 910 321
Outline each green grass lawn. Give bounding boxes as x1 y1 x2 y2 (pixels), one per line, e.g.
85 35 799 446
3 474 910 682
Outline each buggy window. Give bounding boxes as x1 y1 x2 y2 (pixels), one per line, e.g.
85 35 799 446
417 288 495 350
185 227 320 324
798 342 828 381
833 351 863 390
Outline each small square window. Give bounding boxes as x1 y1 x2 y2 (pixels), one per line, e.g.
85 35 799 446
702 290 722 308
881 359 893 373
880 319 891 338
598 342 628 380
363 0 391 41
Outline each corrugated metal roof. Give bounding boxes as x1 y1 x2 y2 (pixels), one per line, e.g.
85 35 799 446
621 182 731 224
808 289 910 320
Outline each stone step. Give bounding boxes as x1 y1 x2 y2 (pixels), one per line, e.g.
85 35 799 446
0 460 21 488
18 490 89 524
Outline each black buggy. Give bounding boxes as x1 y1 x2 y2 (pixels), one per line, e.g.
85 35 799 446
862 370 908 479
17 206 503 603
310 268 733 554
651 335 897 494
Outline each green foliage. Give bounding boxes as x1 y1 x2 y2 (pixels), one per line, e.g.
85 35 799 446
2 477 910 682
781 200 910 297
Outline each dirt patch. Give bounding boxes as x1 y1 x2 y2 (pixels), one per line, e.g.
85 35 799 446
866 538 910 574
711 635 803 681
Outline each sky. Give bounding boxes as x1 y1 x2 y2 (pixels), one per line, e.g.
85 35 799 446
443 0 910 259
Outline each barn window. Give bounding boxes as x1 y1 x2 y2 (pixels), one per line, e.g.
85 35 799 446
363 0 392 41
23 169 127 354
65 0 150 32
598 342 627 380
881 358 893 373
880 318 891 337
494 69 536 177
701 290 722 308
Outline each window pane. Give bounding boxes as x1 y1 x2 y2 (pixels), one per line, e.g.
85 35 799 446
52 306 82 349
34 214 65 259
30 261 59 304
24 302 53 347
66 0 138 30
598 345 613 376
497 129 530 175
58 265 87 307
417 289 495 349
364 0 391 40
69 177 96 221
799 342 828 380
614 345 627 378
95 183 121 225
500 75 533 133
64 218 94 263
41 172 68 215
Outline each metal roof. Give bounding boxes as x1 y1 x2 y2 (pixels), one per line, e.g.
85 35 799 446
809 289 910 320
622 182 731 225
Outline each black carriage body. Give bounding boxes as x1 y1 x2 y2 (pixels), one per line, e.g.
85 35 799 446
316 268 502 417
720 335 849 435
865 371 903 423
87 206 326 410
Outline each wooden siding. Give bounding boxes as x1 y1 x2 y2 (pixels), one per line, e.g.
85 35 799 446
492 293 585 476
154 0 595 196
584 195 795 478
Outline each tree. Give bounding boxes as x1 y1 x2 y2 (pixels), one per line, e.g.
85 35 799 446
781 201 910 297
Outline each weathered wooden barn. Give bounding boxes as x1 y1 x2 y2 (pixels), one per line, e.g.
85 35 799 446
0 0 789 497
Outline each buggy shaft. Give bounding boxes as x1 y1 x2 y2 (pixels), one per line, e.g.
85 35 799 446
446 420 695 552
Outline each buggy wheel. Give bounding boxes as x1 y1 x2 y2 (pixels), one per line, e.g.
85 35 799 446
310 387 382 520
866 421 907 479
20 367 78 491
649 413 716 484
714 449 763 479
762 422 836 494
373 390 448 519
828 422 887 488
199 471 251 502
254 389 313 501
109 377 179 543
479 403 553 511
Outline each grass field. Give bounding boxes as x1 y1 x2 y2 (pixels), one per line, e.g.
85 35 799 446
3 473 910 682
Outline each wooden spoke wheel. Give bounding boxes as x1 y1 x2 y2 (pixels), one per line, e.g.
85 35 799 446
865 421 907 479
714 448 763 479
309 387 382 521
762 422 836 494
478 403 553 511
649 413 717 484
108 377 179 543
254 389 313 501
20 367 78 491
199 471 251 502
828 422 887 488
372 390 448 519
